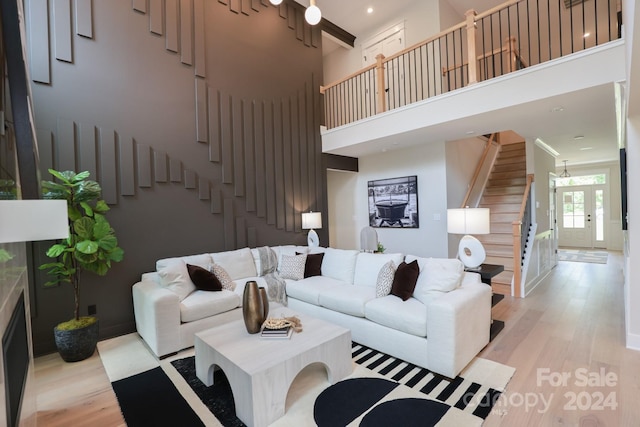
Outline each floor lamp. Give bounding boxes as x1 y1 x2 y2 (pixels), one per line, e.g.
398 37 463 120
447 207 490 269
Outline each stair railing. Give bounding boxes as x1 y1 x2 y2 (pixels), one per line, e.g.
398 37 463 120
460 133 500 208
512 174 534 297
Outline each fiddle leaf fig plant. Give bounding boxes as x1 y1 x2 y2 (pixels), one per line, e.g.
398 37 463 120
39 169 124 327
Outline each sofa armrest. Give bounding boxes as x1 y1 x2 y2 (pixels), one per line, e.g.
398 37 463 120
132 278 181 358
426 277 491 378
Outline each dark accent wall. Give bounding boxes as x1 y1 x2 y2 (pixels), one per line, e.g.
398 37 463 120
26 0 326 355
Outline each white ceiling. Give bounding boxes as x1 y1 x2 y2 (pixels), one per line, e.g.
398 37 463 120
304 0 621 168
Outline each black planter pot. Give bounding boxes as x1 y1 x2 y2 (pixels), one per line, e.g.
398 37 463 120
54 318 99 362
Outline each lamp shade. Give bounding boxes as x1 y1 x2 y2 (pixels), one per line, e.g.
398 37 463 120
301 211 322 229
0 200 69 243
446 208 490 235
269 0 283 5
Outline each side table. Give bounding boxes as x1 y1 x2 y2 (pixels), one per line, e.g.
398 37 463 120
465 263 505 341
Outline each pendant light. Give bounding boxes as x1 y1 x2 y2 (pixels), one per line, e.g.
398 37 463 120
305 0 321 25
269 0 283 5
560 160 571 178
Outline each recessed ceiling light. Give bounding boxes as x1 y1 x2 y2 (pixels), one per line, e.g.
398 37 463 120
550 106 565 113
367 7 373 14
579 147 593 151
573 135 585 140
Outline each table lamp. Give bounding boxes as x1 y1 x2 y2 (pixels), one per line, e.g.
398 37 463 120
302 211 322 247
447 207 490 269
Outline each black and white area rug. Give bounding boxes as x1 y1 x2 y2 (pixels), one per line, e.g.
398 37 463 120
98 334 515 426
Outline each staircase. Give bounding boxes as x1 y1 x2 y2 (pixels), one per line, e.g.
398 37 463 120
478 141 526 295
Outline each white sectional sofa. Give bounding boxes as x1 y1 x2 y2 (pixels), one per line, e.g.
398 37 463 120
132 245 491 378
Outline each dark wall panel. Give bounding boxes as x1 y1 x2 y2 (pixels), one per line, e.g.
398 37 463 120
223 198 235 250
198 177 209 200
133 0 147 13
283 97 294 232
244 100 256 212
184 169 196 189
53 0 72 62
193 0 206 77
75 0 93 38
56 118 76 172
236 217 246 247
36 129 53 173
264 101 275 225
119 136 135 196
154 150 168 182
170 158 182 182
208 88 221 162
165 0 179 52
99 128 117 204
28 0 50 84
195 78 208 143
233 98 244 197
137 144 152 188
79 123 97 179
149 0 163 35
254 101 266 218
220 93 233 184
273 100 284 230
180 0 193 65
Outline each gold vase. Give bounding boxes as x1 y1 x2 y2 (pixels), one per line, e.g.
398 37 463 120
259 287 269 321
242 281 264 334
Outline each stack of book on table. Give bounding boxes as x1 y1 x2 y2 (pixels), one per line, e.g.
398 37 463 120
260 324 293 340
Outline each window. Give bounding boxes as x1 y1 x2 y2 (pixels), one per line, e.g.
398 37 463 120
556 174 605 187
563 191 585 229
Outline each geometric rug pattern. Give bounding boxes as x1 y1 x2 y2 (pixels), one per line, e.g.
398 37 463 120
99 333 515 426
557 248 608 264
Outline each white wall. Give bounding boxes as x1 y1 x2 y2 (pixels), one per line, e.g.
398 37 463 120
533 143 557 233
323 1 457 84
327 143 450 257
327 170 359 249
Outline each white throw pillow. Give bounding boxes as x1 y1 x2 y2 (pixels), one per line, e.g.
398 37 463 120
156 253 212 271
353 252 404 287
279 254 307 280
375 260 396 297
210 263 236 291
157 260 196 301
211 248 257 280
405 255 464 305
321 248 359 284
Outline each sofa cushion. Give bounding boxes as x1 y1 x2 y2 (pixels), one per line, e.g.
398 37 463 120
179 290 240 322
300 252 324 278
285 276 347 306
318 285 376 317
405 255 464 305
375 260 396 297
321 248 359 284
365 295 427 337
187 264 222 291
279 254 307 280
353 252 404 287
156 253 212 271
210 263 236 291
211 248 257 280
391 260 420 301
157 260 196 301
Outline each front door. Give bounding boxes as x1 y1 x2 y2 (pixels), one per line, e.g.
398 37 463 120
558 186 593 248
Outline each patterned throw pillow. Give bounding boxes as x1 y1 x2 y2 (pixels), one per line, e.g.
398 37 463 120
279 254 307 280
375 260 396 297
210 263 236 291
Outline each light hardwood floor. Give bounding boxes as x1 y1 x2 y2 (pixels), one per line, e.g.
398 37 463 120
34 252 640 426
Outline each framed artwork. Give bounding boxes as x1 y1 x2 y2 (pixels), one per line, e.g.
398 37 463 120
368 175 419 228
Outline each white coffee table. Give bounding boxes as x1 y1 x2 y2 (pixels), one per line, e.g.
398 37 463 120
194 307 352 427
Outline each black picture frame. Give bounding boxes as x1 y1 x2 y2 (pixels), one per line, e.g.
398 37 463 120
368 175 419 228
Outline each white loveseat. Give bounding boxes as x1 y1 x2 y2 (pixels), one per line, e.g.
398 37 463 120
132 246 491 378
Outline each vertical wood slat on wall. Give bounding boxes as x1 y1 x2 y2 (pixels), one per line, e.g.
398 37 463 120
133 0 147 13
264 101 275 225
180 0 193 65
236 217 246 247
193 0 206 77
154 151 168 182
240 0 250 16
36 129 53 173
273 100 285 230
254 101 266 218
137 144 152 188
165 0 179 52
149 0 163 35
208 88 221 162
233 99 245 197
195 78 208 143
291 95 301 232
229 0 239 14
295 8 303 41
313 73 323 210
28 0 50 83
198 178 209 200
220 93 233 184
244 100 256 212
223 198 235 250
170 158 182 182
307 79 316 210
119 136 135 196
210 187 222 213
283 98 294 232
184 169 196 188
53 0 73 62
75 0 93 38
79 123 97 179
299 89 308 219
99 128 117 204
57 118 76 172
247 227 256 248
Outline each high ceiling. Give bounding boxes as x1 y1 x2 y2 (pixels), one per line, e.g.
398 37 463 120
300 0 621 168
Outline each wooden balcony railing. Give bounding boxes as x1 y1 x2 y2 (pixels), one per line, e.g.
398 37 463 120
320 0 621 130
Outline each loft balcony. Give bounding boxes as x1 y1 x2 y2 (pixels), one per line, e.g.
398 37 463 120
320 0 622 156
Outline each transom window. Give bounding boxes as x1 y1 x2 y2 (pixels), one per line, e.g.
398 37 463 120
556 174 606 187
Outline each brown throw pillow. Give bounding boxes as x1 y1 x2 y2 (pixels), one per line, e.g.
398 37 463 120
391 260 420 301
187 263 222 291
298 252 324 278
